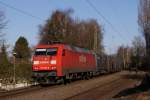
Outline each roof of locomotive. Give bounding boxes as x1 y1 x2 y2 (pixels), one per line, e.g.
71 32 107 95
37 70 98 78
35 44 64 48
35 44 95 54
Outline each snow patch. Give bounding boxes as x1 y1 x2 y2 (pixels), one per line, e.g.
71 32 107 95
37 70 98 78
0 83 31 91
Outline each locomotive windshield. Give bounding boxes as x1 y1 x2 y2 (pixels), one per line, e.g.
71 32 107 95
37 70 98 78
47 48 57 56
35 48 58 56
35 49 46 55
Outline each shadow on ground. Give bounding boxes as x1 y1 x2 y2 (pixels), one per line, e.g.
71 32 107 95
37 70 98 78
113 84 149 98
113 73 150 98
122 72 145 81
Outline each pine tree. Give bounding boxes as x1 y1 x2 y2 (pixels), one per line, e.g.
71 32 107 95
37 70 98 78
13 36 31 82
13 36 31 61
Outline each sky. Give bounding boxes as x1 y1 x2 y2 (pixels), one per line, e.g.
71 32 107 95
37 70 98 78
0 0 140 54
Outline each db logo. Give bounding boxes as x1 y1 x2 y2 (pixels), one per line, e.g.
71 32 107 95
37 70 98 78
79 55 86 63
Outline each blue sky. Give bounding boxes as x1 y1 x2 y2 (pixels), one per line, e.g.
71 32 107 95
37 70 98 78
0 0 140 54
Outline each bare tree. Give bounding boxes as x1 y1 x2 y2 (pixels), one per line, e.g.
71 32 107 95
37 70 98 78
132 36 146 57
131 36 146 70
138 0 150 60
117 46 132 70
0 10 6 45
39 9 103 53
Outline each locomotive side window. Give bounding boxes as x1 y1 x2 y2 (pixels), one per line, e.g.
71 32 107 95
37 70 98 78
35 49 46 55
62 49 65 56
47 48 58 56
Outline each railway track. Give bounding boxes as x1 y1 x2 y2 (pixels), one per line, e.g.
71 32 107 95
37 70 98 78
0 71 133 100
64 72 142 100
0 73 115 99
64 77 123 100
0 85 43 99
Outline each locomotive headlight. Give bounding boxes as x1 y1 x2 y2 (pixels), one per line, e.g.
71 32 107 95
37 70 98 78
51 66 56 70
33 61 39 65
50 60 56 64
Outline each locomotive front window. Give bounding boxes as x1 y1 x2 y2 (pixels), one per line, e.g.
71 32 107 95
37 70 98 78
47 48 58 56
35 49 47 55
35 48 57 56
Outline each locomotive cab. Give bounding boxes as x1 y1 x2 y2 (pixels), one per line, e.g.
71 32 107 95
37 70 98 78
32 46 61 84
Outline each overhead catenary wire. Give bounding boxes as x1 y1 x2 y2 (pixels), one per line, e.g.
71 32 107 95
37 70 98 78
0 1 44 21
85 0 129 42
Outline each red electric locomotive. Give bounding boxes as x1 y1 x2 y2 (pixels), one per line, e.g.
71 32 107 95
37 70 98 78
32 44 97 84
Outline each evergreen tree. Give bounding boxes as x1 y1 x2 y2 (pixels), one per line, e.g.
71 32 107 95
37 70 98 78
13 36 31 61
13 36 32 82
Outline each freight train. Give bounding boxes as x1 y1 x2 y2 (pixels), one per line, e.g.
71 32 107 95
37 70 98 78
32 43 121 84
